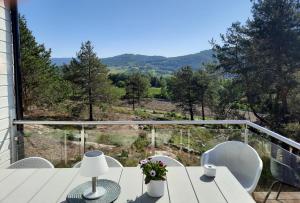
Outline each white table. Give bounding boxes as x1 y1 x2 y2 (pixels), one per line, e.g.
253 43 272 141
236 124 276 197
0 167 255 203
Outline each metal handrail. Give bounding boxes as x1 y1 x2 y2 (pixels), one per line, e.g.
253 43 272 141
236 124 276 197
246 121 300 151
13 119 247 125
12 119 300 150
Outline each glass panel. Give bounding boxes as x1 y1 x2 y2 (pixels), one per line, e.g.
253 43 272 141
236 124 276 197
17 122 300 192
85 124 152 167
246 128 273 191
19 125 82 167
151 124 245 166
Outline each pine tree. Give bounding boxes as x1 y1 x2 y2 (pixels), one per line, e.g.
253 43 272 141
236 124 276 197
192 69 211 120
20 16 70 111
213 0 300 128
249 0 300 124
168 66 198 120
63 41 116 120
125 71 149 111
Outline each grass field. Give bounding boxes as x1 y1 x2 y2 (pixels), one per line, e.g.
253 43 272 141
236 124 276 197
115 87 126 97
115 87 161 98
148 87 161 97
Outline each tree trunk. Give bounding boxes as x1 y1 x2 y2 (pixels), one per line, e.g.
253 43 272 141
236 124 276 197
132 96 135 111
137 88 140 105
249 104 272 127
280 88 289 123
201 99 205 120
88 65 93 121
88 87 93 121
23 93 28 112
132 86 135 111
189 104 194 120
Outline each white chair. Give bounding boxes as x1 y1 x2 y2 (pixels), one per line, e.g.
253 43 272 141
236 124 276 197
149 155 184 167
73 155 123 168
7 157 54 169
201 141 263 193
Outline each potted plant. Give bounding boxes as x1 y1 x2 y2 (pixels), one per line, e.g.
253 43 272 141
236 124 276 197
139 158 168 197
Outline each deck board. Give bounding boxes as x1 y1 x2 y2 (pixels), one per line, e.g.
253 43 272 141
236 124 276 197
254 192 300 203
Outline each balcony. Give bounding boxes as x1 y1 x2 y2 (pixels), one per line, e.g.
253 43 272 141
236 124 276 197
10 119 300 203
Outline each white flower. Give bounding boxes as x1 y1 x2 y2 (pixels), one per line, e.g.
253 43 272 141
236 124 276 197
150 170 156 177
140 159 148 165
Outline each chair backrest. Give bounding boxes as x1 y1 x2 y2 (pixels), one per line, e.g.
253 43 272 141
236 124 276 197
72 161 81 168
201 141 262 193
7 157 54 169
105 156 124 168
270 143 300 188
149 155 184 167
73 155 123 168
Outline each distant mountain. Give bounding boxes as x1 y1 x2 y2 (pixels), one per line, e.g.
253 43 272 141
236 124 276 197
102 54 167 67
52 50 215 73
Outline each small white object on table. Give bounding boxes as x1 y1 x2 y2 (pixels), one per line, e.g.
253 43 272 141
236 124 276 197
204 164 217 177
0 166 255 203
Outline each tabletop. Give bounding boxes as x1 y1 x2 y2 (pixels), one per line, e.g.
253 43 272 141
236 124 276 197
0 166 255 203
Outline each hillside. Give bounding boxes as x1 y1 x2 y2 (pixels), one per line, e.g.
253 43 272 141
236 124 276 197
52 49 215 73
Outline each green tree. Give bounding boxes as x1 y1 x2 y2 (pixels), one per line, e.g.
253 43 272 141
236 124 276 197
20 16 70 111
63 41 116 120
125 71 150 110
202 63 247 120
159 78 168 99
210 79 245 119
213 0 300 128
192 69 211 120
109 73 129 87
168 66 198 120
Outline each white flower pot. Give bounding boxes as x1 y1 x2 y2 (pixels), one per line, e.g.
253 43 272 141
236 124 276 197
147 180 165 197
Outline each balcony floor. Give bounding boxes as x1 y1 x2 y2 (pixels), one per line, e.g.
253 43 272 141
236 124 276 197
254 192 300 203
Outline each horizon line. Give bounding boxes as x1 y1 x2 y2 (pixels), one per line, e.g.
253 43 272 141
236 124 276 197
51 49 213 59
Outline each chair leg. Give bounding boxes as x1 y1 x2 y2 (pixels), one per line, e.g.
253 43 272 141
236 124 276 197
263 181 279 203
275 182 282 200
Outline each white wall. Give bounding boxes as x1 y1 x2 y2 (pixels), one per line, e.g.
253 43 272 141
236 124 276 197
0 0 15 168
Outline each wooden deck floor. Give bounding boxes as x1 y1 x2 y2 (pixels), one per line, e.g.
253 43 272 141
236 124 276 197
254 192 300 203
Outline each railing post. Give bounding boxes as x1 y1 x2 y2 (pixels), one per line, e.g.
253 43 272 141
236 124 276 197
244 124 248 144
81 125 85 154
64 131 67 165
180 129 183 152
151 125 155 154
9 109 17 162
188 129 190 154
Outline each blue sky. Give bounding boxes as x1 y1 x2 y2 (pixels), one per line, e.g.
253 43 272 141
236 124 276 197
19 0 252 58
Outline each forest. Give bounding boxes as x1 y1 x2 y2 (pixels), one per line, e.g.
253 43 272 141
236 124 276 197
20 0 299 141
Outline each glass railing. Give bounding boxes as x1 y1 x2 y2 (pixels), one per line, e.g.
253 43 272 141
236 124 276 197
12 120 300 192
